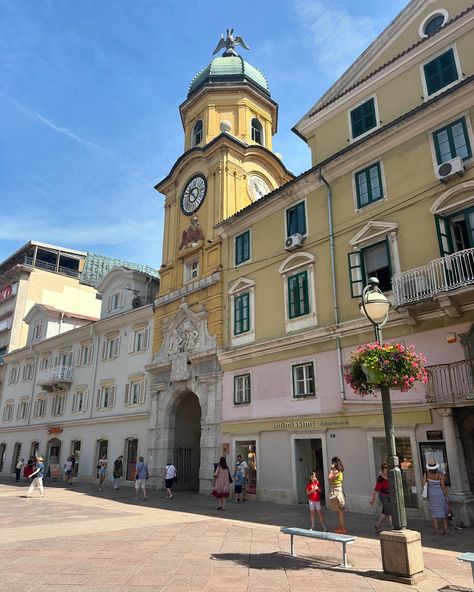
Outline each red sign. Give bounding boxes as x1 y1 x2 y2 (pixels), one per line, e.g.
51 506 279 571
47 427 63 434
0 283 18 304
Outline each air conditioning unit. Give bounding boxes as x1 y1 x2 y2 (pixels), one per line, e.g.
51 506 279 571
284 233 304 251
437 156 464 182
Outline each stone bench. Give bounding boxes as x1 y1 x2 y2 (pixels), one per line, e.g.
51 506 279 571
280 527 356 568
458 552 474 582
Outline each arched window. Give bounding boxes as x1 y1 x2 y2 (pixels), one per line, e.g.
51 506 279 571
11 442 22 473
192 120 203 146
251 118 263 145
30 441 39 458
0 443 6 472
125 438 138 480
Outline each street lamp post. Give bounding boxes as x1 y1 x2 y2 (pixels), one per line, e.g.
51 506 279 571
361 277 407 531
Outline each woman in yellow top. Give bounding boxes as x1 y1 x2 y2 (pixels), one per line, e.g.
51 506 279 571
328 457 346 533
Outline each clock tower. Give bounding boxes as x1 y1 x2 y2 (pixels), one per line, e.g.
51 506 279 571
147 34 293 494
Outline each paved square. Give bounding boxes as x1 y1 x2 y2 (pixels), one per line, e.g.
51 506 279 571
0 480 472 591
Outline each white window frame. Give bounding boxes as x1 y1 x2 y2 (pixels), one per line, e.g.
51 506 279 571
108 290 125 313
279 253 317 333
234 373 251 406
291 360 317 398
96 384 116 409
31 320 43 342
418 9 449 39
77 342 94 366
124 378 145 406
348 94 380 143
51 394 66 416
72 388 89 413
420 44 462 102
102 334 120 360
229 278 255 347
8 366 19 385
184 258 199 283
22 360 35 382
33 397 47 418
2 402 14 422
129 326 149 354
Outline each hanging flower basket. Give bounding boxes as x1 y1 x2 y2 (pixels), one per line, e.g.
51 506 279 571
343 342 428 397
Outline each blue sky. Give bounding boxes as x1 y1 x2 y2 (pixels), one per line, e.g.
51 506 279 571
0 0 406 269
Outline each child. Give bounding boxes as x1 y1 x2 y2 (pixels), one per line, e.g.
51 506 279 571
306 471 326 531
234 461 244 502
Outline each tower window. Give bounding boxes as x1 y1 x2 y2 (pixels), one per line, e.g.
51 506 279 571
251 118 263 145
192 120 203 146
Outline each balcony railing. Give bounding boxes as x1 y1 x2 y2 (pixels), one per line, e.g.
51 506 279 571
426 359 474 405
393 247 474 306
37 365 74 386
23 256 80 278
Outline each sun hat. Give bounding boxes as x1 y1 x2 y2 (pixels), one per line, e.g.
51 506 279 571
426 461 440 471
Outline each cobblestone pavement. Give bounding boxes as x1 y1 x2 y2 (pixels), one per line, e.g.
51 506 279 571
0 479 473 591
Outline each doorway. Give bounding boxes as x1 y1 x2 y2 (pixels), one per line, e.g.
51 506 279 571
30 441 39 458
0 443 6 472
96 439 108 477
125 438 138 481
46 438 61 478
295 438 325 504
174 392 200 490
235 440 257 495
456 408 474 492
70 440 81 477
11 442 22 473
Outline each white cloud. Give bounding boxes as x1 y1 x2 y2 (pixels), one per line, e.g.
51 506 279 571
294 0 384 78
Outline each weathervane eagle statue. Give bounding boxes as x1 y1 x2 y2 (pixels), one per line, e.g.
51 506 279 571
213 29 250 57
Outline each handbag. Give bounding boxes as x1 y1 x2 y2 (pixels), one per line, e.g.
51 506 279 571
447 505 454 521
422 482 428 500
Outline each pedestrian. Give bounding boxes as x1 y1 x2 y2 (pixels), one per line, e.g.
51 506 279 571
212 456 231 510
306 471 326 531
15 458 25 482
235 454 248 501
233 460 245 503
63 457 74 486
26 456 45 498
112 456 123 490
164 461 177 500
134 456 149 501
328 456 346 534
23 457 35 480
370 463 392 532
423 461 449 535
97 455 107 491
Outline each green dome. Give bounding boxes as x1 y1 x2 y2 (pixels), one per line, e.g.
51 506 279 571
188 55 270 97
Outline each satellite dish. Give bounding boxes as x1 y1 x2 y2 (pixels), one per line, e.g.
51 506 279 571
131 296 142 308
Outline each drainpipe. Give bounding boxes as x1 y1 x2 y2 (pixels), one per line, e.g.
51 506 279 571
318 168 346 400
58 312 64 335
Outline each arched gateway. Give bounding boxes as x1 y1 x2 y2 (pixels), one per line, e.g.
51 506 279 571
146 302 221 494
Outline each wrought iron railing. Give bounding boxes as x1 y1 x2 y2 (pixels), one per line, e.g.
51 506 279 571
393 247 474 305
37 366 74 384
23 257 80 278
426 359 474 405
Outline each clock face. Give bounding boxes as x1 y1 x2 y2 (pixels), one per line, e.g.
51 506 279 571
180 174 207 215
247 175 270 202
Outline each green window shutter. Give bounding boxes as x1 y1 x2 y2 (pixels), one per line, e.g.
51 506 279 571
286 202 306 237
234 292 250 335
424 49 458 96
434 118 471 164
350 98 376 138
235 231 250 266
348 251 364 298
288 271 309 318
355 162 383 208
435 215 453 256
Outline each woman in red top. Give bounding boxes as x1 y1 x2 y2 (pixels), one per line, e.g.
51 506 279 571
370 463 392 532
306 471 326 531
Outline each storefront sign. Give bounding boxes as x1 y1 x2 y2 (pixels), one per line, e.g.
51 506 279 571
0 283 18 304
47 427 63 434
222 409 432 435
426 430 443 440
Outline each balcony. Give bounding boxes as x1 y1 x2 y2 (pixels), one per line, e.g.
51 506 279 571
37 365 73 392
392 248 474 314
426 359 474 407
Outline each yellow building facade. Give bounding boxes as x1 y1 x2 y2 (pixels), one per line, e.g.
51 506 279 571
218 1 474 525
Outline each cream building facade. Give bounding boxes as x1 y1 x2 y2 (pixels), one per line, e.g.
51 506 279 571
217 0 474 525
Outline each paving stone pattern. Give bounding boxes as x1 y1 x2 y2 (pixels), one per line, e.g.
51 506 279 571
0 480 472 591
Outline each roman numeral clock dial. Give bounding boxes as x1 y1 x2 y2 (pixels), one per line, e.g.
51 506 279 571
180 174 207 215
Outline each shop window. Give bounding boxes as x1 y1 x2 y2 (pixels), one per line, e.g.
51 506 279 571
235 440 257 495
433 118 472 165
30 441 39 458
423 48 458 96
350 97 377 139
70 440 81 476
234 374 251 405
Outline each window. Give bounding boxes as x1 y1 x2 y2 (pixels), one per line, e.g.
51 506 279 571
419 10 448 38
234 293 250 335
435 207 474 256
348 239 392 297
33 398 47 418
423 49 458 96
355 162 383 208
234 374 251 405
51 395 66 416
39 357 49 372
184 259 199 282
129 327 149 354
350 98 377 139
192 119 203 146
0 347 6 365
251 118 263 145
77 342 93 366
235 230 250 266
433 118 472 164
96 384 116 409
31 321 43 342
102 334 120 360
16 401 29 420
124 379 145 405
2 403 13 422
286 201 306 237
72 388 88 413
288 271 310 319
8 366 19 385
22 360 35 382
108 290 125 312
292 362 316 398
